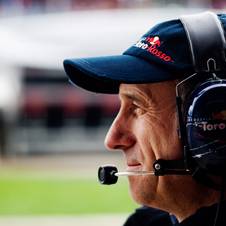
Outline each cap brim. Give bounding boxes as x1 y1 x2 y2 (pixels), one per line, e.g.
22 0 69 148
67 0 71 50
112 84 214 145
63 54 175 94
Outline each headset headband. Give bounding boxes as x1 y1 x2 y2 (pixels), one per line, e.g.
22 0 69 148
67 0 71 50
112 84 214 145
179 11 226 73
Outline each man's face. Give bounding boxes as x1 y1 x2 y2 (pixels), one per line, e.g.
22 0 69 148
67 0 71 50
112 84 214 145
105 81 185 209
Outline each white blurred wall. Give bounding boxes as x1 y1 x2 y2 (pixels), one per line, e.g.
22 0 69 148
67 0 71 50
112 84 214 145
0 7 225 154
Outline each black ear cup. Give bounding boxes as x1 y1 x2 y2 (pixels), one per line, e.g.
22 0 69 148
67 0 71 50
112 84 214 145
178 12 226 176
185 79 226 175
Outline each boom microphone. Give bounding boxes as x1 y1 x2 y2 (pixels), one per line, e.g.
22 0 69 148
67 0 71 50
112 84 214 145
98 158 193 185
98 165 155 185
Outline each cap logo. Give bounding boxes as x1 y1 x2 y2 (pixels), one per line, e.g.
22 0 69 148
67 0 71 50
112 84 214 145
146 36 163 46
134 36 174 62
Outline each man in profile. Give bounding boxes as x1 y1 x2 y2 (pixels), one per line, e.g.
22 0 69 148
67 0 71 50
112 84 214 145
63 12 226 225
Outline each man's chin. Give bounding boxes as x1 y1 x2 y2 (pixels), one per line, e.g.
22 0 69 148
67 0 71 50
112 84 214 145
128 175 157 206
128 177 146 205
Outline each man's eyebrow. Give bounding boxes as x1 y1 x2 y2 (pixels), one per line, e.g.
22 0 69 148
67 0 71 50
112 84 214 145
121 93 149 107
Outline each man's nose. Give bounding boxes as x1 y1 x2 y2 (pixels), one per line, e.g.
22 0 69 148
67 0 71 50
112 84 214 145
104 114 135 151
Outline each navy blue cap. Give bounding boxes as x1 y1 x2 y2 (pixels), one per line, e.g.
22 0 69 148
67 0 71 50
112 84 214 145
63 13 226 94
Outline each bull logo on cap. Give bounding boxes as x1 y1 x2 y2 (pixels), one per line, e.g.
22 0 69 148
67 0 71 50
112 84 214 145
134 35 173 62
146 36 163 47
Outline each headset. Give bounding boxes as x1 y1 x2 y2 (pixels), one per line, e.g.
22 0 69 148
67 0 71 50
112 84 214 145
98 11 226 226
177 11 226 178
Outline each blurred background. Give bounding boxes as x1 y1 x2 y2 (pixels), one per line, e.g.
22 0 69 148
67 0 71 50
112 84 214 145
0 0 225 225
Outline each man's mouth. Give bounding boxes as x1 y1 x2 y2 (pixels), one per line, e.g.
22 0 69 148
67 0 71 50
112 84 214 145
126 163 142 172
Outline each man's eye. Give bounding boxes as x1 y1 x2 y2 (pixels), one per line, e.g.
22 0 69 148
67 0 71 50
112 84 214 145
133 103 146 115
136 108 146 116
